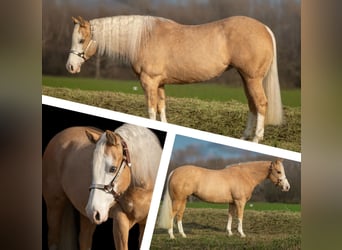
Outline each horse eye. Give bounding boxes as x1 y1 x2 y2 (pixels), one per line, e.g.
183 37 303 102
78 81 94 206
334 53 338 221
277 171 281 174
79 39 85 44
109 166 117 173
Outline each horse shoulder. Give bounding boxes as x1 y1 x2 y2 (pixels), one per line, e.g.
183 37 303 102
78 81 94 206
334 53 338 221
223 167 255 197
117 187 152 223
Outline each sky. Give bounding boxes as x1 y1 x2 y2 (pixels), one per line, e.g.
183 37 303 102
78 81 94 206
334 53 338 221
172 134 260 162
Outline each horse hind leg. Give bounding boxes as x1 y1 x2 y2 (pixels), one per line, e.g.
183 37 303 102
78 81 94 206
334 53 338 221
241 76 267 143
235 200 247 238
168 198 186 239
241 112 257 141
176 200 187 238
226 203 236 237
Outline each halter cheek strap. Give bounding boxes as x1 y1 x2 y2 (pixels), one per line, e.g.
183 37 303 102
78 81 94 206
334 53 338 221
89 136 132 201
69 39 96 61
89 159 128 200
268 163 287 186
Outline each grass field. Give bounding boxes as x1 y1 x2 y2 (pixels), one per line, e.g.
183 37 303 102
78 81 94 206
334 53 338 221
186 201 301 212
151 202 301 249
42 76 301 152
42 75 301 107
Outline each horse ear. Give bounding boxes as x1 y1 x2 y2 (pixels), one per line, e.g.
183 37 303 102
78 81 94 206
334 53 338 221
72 16 79 24
276 158 284 163
105 131 119 146
78 16 87 26
85 130 101 144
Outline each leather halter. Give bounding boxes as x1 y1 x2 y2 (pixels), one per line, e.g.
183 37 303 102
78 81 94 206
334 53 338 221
69 24 96 61
268 161 287 186
69 39 95 61
89 135 131 201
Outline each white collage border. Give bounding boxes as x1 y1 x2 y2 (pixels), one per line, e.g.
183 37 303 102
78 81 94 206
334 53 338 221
42 95 301 249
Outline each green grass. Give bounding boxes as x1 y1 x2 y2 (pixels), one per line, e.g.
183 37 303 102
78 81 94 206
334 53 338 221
151 207 301 249
42 76 301 152
186 201 301 212
42 75 301 107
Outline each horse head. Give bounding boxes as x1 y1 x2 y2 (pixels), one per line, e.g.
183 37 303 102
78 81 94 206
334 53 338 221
85 129 132 225
66 16 97 74
268 159 290 192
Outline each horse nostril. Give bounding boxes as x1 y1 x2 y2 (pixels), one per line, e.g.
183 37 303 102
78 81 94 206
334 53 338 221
70 65 74 71
94 211 100 222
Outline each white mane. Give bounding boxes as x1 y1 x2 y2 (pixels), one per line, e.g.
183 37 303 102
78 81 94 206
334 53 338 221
90 15 158 64
115 124 162 186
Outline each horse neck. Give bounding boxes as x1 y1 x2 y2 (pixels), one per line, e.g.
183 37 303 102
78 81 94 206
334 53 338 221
244 161 272 186
90 16 155 64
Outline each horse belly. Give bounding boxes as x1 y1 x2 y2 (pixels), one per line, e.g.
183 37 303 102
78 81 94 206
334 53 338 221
141 23 230 84
195 179 233 203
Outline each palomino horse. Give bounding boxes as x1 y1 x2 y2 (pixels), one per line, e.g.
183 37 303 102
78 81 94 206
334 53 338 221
42 124 162 250
158 159 290 238
66 15 283 143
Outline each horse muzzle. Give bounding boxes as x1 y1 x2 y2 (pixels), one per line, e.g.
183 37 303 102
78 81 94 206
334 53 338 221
91 210 108 225
66 62 81 74
281 179 290 192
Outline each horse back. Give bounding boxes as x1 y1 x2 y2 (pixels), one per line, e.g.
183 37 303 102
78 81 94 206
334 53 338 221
135 16 273 83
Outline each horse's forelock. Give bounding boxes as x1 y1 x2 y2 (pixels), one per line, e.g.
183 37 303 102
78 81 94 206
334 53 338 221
92 133 107 171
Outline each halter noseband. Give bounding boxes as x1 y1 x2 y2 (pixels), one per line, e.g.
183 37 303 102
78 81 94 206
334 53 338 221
69 39 95 61
89 136 131 201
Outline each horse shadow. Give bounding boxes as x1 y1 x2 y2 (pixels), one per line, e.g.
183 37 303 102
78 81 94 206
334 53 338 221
185 222 224 232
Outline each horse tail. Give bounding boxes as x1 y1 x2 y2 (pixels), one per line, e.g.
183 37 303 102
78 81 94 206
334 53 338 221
263 26 283 125
59 201 78 250
157 171 174 229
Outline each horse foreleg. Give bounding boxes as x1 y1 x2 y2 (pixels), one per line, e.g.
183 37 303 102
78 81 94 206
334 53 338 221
157 86 167 122
235 200 246 238
112 208 130 250
45 196 67 250
138 222 146 247
140 73 160 121
227 203 236 236
79 214 96 250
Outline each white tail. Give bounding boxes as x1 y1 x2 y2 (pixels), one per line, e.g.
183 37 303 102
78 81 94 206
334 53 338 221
59 201 78 250
157 171 174 229
263 26 283 125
